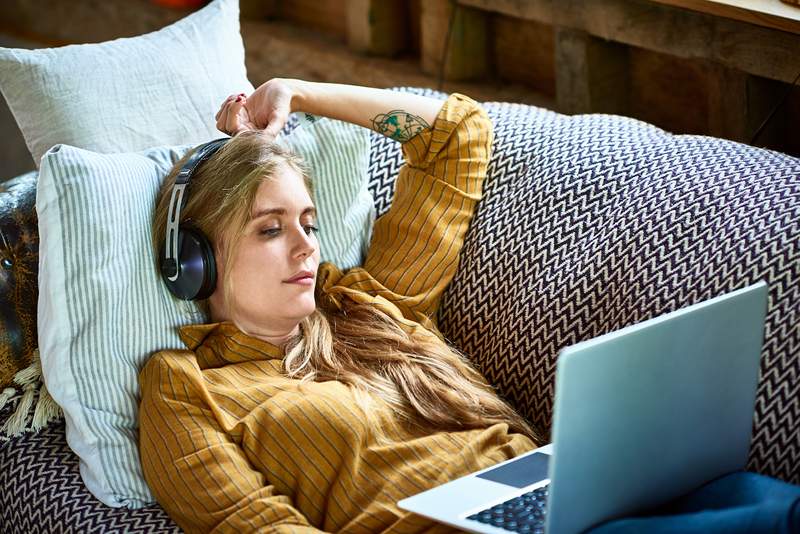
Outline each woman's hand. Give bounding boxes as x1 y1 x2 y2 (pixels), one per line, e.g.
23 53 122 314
215 79 296 139
215 93 258 137
243 79 296 139
217 78 442 143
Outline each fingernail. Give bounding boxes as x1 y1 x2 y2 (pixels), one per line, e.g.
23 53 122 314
235 96 242 102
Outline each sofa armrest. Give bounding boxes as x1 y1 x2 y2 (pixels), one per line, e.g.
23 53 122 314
0 171 39 390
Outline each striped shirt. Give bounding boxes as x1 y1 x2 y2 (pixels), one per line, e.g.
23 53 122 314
138 94 536 533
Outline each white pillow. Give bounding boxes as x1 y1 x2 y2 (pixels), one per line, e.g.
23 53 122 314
36 116 374 508
0 0 253 167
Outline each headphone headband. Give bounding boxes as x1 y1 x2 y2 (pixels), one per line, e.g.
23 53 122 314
160 137 229 299
175 137 230 185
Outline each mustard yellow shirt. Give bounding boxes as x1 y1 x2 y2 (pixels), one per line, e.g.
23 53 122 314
139 94 536 534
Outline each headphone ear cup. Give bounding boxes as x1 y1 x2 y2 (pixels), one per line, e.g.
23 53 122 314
161 226 217 301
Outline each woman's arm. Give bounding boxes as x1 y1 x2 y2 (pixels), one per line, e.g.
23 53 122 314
341 94 492 329
218 79 443 142
139 352 324 534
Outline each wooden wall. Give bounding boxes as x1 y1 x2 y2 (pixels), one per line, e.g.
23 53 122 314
274 0 346 38
261 0 800 155
1 0 798 168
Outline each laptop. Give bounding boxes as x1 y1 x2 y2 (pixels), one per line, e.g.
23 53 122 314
398 282 768 534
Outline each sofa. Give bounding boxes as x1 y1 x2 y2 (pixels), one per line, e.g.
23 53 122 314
1 88 799 532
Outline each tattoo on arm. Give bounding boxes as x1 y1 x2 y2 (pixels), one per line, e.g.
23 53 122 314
371 111 430 142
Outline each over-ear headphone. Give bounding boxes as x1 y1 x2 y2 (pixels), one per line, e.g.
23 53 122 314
160 138 229 301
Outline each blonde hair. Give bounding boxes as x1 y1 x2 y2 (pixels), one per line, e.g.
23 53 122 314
153 131 538 442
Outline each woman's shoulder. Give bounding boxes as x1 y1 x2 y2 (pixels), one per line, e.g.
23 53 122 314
139 347 198 386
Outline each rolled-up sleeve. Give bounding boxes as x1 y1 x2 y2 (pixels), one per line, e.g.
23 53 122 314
327 93 493 332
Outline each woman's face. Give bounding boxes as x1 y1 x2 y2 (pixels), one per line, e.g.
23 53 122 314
209 164 320 342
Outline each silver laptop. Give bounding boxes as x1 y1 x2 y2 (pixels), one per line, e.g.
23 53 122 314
398 282 767 534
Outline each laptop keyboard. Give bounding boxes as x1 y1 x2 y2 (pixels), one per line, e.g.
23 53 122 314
466 484 549 533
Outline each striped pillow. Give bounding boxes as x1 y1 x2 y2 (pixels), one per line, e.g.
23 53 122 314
35 117 373 508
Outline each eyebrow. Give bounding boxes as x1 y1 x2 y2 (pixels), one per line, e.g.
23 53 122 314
250 206 317 220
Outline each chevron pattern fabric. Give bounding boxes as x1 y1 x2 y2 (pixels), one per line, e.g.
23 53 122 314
445 101 800 484
367 89 800 485
1 89 798 530
0 401 179 533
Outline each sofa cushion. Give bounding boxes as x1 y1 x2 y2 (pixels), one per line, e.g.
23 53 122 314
0 400 179 533
364 87 800 484
436 101 800 485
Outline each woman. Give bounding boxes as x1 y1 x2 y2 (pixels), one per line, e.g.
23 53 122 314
139 78 538 533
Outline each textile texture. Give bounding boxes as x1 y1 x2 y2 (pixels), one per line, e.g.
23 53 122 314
440 99 800 484
0 0 252 166
367 89 800 484
0 400 179 533
589 471 800 533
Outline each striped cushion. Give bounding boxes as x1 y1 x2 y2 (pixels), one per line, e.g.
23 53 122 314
35 117 373 508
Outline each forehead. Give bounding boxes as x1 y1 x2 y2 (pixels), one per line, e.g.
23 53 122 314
252 165 312 211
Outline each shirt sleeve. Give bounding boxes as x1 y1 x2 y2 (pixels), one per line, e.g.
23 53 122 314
321 93 492 333
138 352 325 534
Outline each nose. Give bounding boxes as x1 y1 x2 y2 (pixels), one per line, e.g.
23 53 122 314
291 223 316 259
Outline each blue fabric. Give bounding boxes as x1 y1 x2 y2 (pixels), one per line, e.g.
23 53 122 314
589 472 800 534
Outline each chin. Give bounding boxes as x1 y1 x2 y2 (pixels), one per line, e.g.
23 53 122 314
297 304 317 321
288 298 317 322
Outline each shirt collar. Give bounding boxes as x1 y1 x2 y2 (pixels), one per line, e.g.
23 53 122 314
178 322 285 368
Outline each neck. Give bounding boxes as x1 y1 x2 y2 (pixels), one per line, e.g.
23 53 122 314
209 301 302 349
249 324 301 349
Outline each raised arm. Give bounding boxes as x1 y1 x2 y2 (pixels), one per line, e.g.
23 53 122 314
218 78 443 142
354 94 492 327
138 353 324 534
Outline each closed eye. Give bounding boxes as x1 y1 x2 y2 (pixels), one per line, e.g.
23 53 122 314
259 224 319 238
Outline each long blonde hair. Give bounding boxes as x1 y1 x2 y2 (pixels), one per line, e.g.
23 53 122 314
153 132 538 441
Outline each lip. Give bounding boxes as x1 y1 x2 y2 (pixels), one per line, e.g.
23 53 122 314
284 270 315 285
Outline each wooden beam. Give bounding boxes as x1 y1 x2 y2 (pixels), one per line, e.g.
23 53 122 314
280 0 347 39
458 0 554 24
346 0 408 56
239 20 556 110
746 75 791 150
240 0 279 20
458 0 800 84
555 28 630 115
420 0 490 81
493 15 556 97
0 0 187 44
706 62 749 142
627 48 709 135
647 0 800 35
